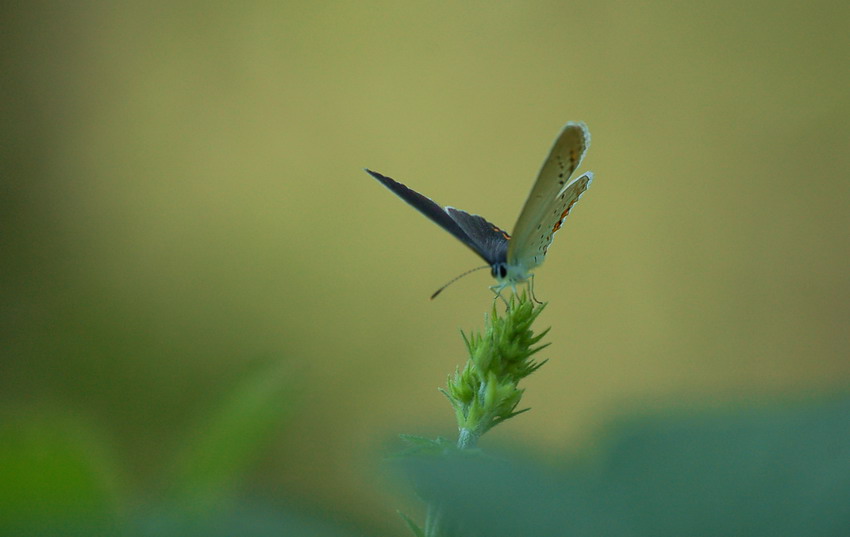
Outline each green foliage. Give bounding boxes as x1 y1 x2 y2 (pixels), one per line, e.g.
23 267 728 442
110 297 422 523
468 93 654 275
397 510 426 537
400 396 850 537
0 363 360 537
394 435 464 457
167 362 296 513
398 293 551 536
393 291 850 537
442 293 549 448
0 412 125 536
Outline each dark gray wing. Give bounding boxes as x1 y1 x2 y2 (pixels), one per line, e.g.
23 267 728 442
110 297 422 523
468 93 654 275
445 208 509 266
366 169 506 266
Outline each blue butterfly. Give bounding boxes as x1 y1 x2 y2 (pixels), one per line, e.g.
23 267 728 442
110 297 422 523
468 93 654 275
367 122 592 299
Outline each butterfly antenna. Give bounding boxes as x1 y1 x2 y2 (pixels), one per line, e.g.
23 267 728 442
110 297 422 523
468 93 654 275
430 265 491 300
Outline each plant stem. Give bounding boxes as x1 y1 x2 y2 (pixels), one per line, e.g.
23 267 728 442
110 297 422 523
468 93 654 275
456 427 477 450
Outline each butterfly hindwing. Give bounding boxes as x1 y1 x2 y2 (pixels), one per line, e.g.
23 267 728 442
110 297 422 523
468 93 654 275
445 208 509 266
512 172 593 270
366 169 499 265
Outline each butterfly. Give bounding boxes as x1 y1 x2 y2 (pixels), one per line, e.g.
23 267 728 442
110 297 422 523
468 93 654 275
366 122 593 300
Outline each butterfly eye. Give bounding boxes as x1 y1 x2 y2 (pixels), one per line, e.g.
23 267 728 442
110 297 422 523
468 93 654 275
491 263 508 280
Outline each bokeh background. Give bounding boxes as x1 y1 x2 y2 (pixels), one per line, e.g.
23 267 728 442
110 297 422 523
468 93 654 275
2 1 849 535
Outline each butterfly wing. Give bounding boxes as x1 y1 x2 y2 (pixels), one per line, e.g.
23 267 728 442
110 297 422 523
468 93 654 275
445 208 509 266
508 122 590 263
366 169 506 266
509 172 592 271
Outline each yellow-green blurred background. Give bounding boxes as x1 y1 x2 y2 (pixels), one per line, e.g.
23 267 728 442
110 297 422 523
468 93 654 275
2 0 849 534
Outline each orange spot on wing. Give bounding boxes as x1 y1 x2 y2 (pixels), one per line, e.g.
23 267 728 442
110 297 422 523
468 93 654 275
551 200 579 233
491 225 511 240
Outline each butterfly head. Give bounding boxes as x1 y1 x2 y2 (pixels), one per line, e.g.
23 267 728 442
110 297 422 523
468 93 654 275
491 261 531 285
488 261 541 303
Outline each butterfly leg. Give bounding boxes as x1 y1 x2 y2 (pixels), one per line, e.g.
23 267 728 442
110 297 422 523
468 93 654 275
528 274 543 304
489 284 511 308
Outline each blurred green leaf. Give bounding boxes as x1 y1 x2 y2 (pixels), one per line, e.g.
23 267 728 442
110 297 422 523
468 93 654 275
167 362 297 512
397 509 425 537
0 410 125 536
400 397 850 537
394 435 464 457
133 503 367 537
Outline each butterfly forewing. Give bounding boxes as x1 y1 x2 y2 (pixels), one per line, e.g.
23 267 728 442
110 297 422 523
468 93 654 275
366 169 504 266
511 172 592 270
508 122 590 262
